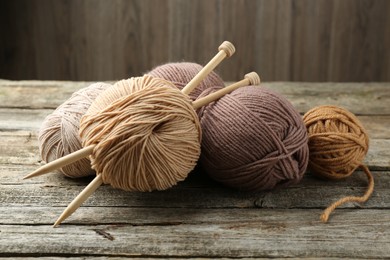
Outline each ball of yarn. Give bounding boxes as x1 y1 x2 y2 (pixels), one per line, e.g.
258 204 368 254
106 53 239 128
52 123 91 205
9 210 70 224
147 62 225 100
198 86 309 191
38 82 111 177
80 76 201 192
303 105 369 180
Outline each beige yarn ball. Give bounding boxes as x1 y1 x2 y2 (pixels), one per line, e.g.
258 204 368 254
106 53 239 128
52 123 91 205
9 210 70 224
79 76 202 192
38 82 111 177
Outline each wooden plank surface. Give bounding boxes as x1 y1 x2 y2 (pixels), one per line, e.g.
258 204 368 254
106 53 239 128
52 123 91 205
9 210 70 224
0 81 389 258
0 210 389 258
1 80 390 114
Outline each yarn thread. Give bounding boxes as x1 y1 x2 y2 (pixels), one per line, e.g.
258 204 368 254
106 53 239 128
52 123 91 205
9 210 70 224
38 82 110 177
198 86 309 191
80 76 201 192
321 165 374 222
303 105 374 222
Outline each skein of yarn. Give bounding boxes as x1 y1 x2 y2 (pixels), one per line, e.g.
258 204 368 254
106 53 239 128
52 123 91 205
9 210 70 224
80 76 201 192
38 82 111 177
303 105 374 222
147 62 225 100
198 86 309 191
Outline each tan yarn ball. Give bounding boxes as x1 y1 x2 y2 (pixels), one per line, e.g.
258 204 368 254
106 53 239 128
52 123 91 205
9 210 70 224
303 105 369 180
79 76 201 192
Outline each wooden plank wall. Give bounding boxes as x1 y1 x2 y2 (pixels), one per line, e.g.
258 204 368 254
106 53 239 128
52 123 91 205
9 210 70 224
1 0 389 82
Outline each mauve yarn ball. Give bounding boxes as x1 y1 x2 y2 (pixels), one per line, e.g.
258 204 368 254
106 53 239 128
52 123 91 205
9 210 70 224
147 62 225 100
198 86 309 191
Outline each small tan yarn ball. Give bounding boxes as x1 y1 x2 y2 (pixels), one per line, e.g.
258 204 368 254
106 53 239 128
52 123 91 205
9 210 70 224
303 105 369 180
79 76 201 192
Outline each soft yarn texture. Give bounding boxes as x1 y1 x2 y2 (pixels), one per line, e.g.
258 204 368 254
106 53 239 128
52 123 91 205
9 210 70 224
198 86 309 191
80 76 201 192
38 82 111 177
147 62 225 100
303 105 369 179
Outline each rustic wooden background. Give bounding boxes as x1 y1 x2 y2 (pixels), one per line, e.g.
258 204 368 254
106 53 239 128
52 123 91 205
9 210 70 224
1 0 389 82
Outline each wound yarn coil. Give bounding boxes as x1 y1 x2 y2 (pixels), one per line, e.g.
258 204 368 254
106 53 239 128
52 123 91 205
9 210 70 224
198 86 309 191
303 105 369 179
38 82 110 177
80 76 201 192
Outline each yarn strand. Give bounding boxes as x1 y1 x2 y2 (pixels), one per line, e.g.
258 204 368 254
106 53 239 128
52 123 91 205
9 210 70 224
320 164 374 222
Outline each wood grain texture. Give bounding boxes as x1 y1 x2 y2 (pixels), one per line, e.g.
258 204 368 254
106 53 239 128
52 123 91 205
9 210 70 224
0 210 389 258
1 172 390 209
329 0 390 81
1 0 390 81
0 80 389 258
1 80 389 114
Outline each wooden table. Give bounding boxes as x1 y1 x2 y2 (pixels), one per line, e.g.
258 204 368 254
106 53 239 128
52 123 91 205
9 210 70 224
0 80 389 258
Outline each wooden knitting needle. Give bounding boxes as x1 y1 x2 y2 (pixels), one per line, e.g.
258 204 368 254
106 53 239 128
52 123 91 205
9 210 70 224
181 41 235 95
51 72 259 227
192 72 260 109
53 174 103 227
23 145 95 179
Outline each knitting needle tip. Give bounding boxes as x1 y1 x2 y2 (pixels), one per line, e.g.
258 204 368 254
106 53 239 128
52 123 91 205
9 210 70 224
23 145 95 180
192 71 260 109
181 41 235 95
52 174 103 227
23 169 42 179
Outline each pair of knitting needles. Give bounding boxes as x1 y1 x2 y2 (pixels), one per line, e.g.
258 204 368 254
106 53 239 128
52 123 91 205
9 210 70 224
24 41 260 227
